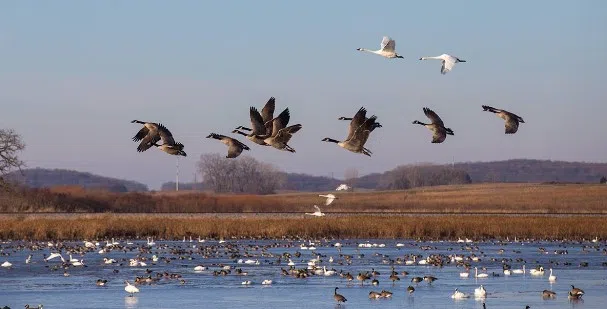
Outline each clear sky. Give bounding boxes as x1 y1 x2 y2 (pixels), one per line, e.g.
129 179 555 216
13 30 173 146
1 1 606 189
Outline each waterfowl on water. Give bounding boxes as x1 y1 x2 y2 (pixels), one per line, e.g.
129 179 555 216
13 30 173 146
333 287 347 305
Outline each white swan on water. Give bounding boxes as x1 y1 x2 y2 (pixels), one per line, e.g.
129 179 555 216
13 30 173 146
419 53 466 74
124 280 140 296
357 36 404 59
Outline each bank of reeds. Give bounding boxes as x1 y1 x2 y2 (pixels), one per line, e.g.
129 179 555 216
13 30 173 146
1 183 606 214
1 214 605 240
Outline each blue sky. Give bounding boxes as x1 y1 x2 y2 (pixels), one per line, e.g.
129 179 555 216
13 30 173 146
1 1 606 189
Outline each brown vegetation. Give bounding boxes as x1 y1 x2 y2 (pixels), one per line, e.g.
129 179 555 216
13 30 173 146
0 182 606 214
1 214 606 240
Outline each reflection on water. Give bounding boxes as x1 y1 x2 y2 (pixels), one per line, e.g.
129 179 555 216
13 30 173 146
124 296 138 309
0 238 606 309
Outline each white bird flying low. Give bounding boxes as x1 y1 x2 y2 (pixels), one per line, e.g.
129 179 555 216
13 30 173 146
357 36 404 59
305 205 326 217
319 194 338 206
419 53 466 74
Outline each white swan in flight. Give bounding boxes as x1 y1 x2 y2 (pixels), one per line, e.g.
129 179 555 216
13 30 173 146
357 36 404 59
319 194 338 206
305 205 326 217
419 54 466 74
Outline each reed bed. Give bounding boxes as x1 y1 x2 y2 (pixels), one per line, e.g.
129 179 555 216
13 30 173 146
2 183 607 213
1 214 606 241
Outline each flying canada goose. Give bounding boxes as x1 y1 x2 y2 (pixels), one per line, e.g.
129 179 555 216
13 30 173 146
322 108 379 156
256 107 302 153
131 120 182 153
482 105 525 134
233 97 276 145
24 305 43 309
150 142 186 157
542 290 556 298
333 287 347 305
569 285 584 299
357 36 404 59
412 107 454 143
338 107 383 132
319 194 338 206
206 133 250 158
419 54 466 74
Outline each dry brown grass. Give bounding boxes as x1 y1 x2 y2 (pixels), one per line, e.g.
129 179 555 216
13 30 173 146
1 214 606 241
2 183 606 213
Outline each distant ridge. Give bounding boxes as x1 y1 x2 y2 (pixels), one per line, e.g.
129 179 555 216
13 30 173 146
6 168 148 192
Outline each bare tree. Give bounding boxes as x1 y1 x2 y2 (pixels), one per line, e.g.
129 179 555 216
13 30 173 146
0 129 25 182
344 167 359 192
197 153 285 194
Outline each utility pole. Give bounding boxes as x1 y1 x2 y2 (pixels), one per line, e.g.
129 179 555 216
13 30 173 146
176 157 179 191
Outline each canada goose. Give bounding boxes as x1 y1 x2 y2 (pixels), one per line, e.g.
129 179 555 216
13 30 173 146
305 205 325 217
357 36 404 59
419 54 466 74
206 133 250 158
569 285 584 298
423 275 437 283
357 272 371 285
411 276 423 283
371 279 379 285
338 107 383 132
124 280 140 296
413 107 454 143
474 285 487 297
235 96 275 138
390 273 400 283
333 287 347 305
151 142 186 157
369 291 382 299
482 105 525 134
542 290 556 298
257 108 302 152
380 290 393 298
233 98 276 146
322 108 379 156
131 120 180 152
96 279 107 286
407 285 415 293
24 305 43 309
319 194 338 206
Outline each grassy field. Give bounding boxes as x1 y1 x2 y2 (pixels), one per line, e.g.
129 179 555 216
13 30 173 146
1 214 606 240
2 182 606 213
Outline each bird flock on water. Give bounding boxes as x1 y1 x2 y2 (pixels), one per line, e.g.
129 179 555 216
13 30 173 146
129 36 525 159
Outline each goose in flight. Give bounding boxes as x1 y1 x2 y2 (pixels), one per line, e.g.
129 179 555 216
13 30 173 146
206 133 250 158
338 107 383 131
258 107 302 153
357 36 404 59
419 54 466 74
233 97 276 146
322 107 379 156
412 107 454 143
306 205 326 217
131 120 182 153
151 142 187 157
319 194 338 206
481 105 525 134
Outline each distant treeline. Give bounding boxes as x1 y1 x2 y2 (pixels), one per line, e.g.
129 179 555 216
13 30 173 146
6 168 148 192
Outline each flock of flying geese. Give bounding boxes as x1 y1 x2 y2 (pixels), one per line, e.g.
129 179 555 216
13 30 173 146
129 36 525 159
